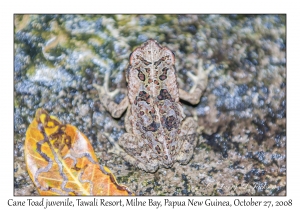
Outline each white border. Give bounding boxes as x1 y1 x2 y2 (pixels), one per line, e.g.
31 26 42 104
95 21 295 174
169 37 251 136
2 0 298 209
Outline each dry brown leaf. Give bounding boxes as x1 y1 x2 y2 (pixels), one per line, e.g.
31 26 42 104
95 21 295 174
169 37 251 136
25 108 132 195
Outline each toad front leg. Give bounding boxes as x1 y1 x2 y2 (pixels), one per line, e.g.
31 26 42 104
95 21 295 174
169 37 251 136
179 59 213 104
93 71 129 118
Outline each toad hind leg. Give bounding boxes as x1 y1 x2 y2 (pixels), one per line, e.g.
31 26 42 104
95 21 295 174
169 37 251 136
104 133 159 173
175 117 198 164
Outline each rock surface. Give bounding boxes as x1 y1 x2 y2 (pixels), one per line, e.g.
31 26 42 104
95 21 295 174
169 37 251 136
14 15 286 195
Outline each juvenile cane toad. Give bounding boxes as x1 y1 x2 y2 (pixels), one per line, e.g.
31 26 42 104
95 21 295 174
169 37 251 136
93 40 210 172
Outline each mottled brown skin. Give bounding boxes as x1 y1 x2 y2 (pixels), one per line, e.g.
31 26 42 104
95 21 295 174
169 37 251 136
93 40 209 172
